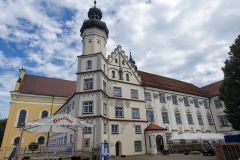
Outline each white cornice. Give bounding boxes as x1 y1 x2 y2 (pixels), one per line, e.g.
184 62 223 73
11 100 64 106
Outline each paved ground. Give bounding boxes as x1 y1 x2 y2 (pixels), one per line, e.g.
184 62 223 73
111 154 216 160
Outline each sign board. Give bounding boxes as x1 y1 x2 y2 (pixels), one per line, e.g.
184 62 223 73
101 142 109 160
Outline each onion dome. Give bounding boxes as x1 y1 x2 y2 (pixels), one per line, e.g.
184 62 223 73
80 1 109 37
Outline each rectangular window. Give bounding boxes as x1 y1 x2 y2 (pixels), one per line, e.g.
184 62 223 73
172 95 178 105
184 97 189 106
70 134 73 143
197 115 203 125
103 103 107 116
83 127 92 134
175 112 182 124
84 138 90 148
187 113 194 124
131 89 139 99
113 87 122 97
160 93 166 103
132 108 140 119
218 115 229 127
104 123 107 134
103 80 106 93
84 78 93 90
135 125 141 134
115 107 124 118
207 115 214 125
194 99 199 108
134 141 142 152
83 101 93 114
86 60 92 69
214 99 223 108
203 100 209 108
146 110 154 122
111 124 119 134
145 92 152 101
162 111 169 123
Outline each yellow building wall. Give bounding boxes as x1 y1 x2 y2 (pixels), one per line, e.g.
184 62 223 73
0 94 68 160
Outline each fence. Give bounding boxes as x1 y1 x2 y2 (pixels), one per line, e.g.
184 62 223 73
215 143 240 160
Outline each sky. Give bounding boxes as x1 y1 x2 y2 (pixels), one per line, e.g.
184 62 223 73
0 0 240 119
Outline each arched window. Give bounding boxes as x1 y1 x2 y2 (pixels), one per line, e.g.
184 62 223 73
37 136 45 144
126 74 129 81
41 110 49 118
112 71 115 78
17 110 27 128
13 137 20 146
119 69 123 80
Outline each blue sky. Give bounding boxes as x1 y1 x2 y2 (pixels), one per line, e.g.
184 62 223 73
0 0 240 119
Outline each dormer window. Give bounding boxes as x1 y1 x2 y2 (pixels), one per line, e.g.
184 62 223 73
122 60 125 65
115 59 118 63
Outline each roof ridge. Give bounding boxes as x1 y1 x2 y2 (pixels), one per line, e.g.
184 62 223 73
25 74 76 83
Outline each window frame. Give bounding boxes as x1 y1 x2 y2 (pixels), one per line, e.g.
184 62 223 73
187 113 194 125
175 112 182 124
172 95 178 105
84 78 93 90
197 114 204 125
132 108 140 119
115 106 124 118
145 92 152 101
83 101 93 114
183 97 189 106
162 111 169 123
159 93 166 103
135 125 142 134
193 99 199 108
86 60 92 70
111 124 119 134
131 89 139 99
113 87 122 97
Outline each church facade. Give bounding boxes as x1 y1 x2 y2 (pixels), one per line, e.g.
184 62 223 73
0 2 236 159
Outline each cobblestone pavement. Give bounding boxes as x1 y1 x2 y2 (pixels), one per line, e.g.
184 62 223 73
111 154 216 160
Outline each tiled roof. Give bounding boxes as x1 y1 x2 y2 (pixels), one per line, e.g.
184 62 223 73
138 71 205 97
145 123 167 131
201 80 222 97
18 74 76 97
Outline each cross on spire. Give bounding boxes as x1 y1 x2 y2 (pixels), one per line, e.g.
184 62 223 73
94 0 96 7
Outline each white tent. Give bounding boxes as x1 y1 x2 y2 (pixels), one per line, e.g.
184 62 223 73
26 114 93 127
25 114 93 133
170 133 224 141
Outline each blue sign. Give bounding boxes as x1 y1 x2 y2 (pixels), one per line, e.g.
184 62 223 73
101 142 109 160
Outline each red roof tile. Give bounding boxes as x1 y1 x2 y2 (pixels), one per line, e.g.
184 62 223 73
201 80 222 97
145 123 167 131
138 71 204 97
18 74 76 97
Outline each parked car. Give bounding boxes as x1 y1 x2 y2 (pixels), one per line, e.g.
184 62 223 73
202 142 215 156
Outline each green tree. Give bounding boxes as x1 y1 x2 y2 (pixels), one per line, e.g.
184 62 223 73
219 35 240 130
0 118 7 147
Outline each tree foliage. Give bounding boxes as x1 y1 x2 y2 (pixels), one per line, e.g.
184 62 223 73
0 118 7 147
219 35 240 130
